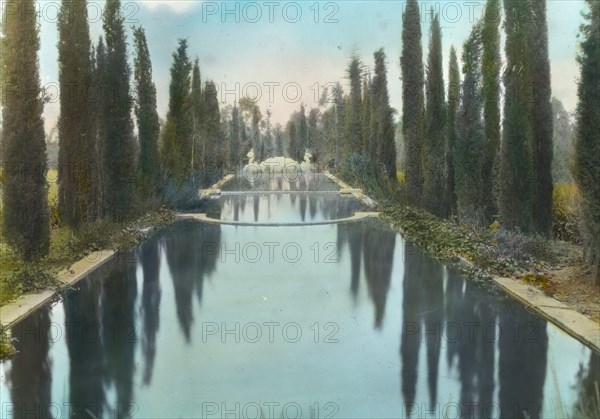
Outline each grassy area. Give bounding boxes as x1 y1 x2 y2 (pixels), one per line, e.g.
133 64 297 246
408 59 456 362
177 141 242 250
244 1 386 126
0 207 176 306
553 182 582 243
380 205 557 282
396 170 406 184
335 166 579 288
0 169 176 306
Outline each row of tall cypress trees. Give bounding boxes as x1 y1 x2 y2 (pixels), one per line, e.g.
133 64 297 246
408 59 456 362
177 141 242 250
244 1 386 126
0 0 220 261
56 0 138 228
161 39 225 189
283 48 397 182
401 0 554 236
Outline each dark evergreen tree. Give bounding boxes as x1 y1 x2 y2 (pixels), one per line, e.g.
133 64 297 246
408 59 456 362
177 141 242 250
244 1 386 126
162 39 192 184
345 55 363 156
371 48 397 180
297 104 308 161
239 113 250 164
574 0 600 286
94 37 106 209
454 24 485 225
455 23 486 224
190 60 204 174
401 0 425 204
481 0 501 221
361 76 372 155
251 104 262 160
331 82 345 163
133 26 160 197
57 0 98 228
423 12 447 216
1 0 50 260
264 109 273 160
445 46 460 216
274 124 284 157
308 108 320 162
286 119 299 161
498 0 535 232
101 0 136 220
530 0 554 236
203 81 225 175
229 105 241 167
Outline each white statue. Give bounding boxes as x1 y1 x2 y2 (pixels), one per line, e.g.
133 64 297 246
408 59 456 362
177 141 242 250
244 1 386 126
303 150 312 165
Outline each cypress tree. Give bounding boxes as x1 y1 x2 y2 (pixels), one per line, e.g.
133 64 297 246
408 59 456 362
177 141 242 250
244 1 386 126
401 0 425 204
481 0 501 222
498 0 535 232
275 124 284 157
160 118 181 181
203 81 225 175
455 23 486 224
445 46 460 216
251 105 262 160
308 108 320 162
372 49 397 180
287 119 298 161
297 104 308 161
230 105 241 168
162 39 192 184
95 37 106 192
530 0 554 236
345 55 363 156
574 0 600 286
88 44 101 217
101 0 136 220
1 0 50 260
264 109 273 160
57 0 97 228
423 12 447 216
240 113 250 164
133 26 160 197
361 76 372 155
190 60 204 173
331 83 345 163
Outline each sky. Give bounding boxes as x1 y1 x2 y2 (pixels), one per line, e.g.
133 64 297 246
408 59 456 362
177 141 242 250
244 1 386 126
25 0 588 133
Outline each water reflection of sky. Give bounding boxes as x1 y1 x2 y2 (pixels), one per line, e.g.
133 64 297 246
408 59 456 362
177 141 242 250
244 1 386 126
1 215 597 418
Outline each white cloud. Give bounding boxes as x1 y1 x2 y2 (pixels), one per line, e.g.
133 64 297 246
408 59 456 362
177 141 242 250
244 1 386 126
139 0 199 13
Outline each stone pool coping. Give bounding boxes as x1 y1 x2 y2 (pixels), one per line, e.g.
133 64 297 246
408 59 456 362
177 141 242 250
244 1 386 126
324 171 600 353
0 250 117 328
493 276 600 352
176 211 380 227
2 171 599 355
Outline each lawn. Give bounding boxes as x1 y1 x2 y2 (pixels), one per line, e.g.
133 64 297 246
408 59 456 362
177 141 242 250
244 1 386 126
0 169 75 305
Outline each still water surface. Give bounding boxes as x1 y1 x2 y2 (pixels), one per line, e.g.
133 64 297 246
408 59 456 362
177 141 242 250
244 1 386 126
1 175 598 418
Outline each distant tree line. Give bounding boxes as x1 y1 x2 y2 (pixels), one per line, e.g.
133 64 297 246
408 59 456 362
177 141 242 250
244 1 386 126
279 48 397 190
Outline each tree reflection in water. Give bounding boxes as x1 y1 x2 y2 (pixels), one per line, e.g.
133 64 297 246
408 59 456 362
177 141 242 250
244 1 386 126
139 239 161 385
165 220 221 343
9 308 53 418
